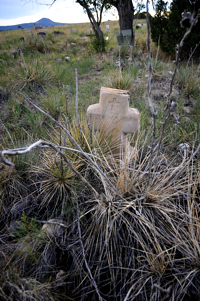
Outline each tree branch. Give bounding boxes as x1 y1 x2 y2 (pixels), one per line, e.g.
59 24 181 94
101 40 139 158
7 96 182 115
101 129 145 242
75 68 82 141
146 0 157 185
0 139 98 196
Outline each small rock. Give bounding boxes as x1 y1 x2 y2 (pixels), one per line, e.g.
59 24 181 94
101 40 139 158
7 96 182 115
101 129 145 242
64 56 70 62
56 270 65 280
115 59 125 68
37 32 46 37
183 106 191 114
170 101 177 112
182 116 191 123
53 31 64 35
41 219 66 238
170 112 180 123
11 47 21 59
178 143 190 157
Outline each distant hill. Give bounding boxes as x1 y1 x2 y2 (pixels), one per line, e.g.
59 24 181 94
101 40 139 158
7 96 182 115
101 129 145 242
0 18 70 31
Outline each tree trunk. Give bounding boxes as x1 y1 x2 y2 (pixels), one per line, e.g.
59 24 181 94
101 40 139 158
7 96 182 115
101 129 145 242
76 0 104 39
108 0 134 37
117 0 134 32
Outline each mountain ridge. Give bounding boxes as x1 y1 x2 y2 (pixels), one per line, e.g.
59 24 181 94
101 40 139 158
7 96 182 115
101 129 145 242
0 18 70 32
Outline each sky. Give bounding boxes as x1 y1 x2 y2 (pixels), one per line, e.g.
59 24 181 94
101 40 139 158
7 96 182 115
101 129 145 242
0 0 120 26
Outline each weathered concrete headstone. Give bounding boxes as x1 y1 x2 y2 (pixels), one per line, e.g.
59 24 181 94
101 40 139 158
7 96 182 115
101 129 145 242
87 87 140 156
121 29 135 46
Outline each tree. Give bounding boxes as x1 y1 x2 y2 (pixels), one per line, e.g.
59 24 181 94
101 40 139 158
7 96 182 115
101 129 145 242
150 0 200 59
28 0 110 51
75 0 111 39
30 0 137 48
50 0 135 39
150 0 168 47
134 3 146 19
107 0 135 40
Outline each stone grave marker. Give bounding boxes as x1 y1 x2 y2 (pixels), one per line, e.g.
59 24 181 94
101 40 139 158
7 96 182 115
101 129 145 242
87 87 140 157
121 29 135 46
116 29 135 46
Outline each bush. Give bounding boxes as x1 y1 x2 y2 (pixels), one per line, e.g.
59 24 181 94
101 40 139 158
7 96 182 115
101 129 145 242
90 36 108 53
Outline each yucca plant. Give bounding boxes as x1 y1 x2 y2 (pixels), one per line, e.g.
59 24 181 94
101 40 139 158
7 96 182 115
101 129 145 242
31 149 78 217
103 70 134 92
40 87 67 121
16 58 55 90
23 34 54 54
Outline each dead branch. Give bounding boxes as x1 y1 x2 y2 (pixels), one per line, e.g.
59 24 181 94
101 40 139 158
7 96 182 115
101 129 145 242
0 139 98 196
146 0 157 184
75 68 82 141
0 143 105 167
62 117 68 148
0 139 44 166
186 41 200 67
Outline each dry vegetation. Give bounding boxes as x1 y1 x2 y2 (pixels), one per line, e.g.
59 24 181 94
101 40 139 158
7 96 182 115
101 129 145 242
0 18 200 301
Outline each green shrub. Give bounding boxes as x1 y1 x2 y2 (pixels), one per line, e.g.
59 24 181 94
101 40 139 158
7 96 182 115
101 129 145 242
0 51 12 61
89 36 108 53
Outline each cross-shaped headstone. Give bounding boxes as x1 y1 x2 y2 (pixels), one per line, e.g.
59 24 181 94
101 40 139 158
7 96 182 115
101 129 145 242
87 87 140 156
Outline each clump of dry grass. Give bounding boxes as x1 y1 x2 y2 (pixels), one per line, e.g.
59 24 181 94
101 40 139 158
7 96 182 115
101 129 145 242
103 70 134 92
68 129 200 300
0 114 200 301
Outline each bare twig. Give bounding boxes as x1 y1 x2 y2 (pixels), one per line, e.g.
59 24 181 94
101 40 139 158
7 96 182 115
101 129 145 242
0 139 98 195
155 35 160 64
146 0 157 184
63 117 69 148
186 41 200 67
75 68 82 141
0 144 105 165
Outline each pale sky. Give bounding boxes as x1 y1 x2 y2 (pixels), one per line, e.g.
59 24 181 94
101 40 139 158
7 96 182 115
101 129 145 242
0 0 119 26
